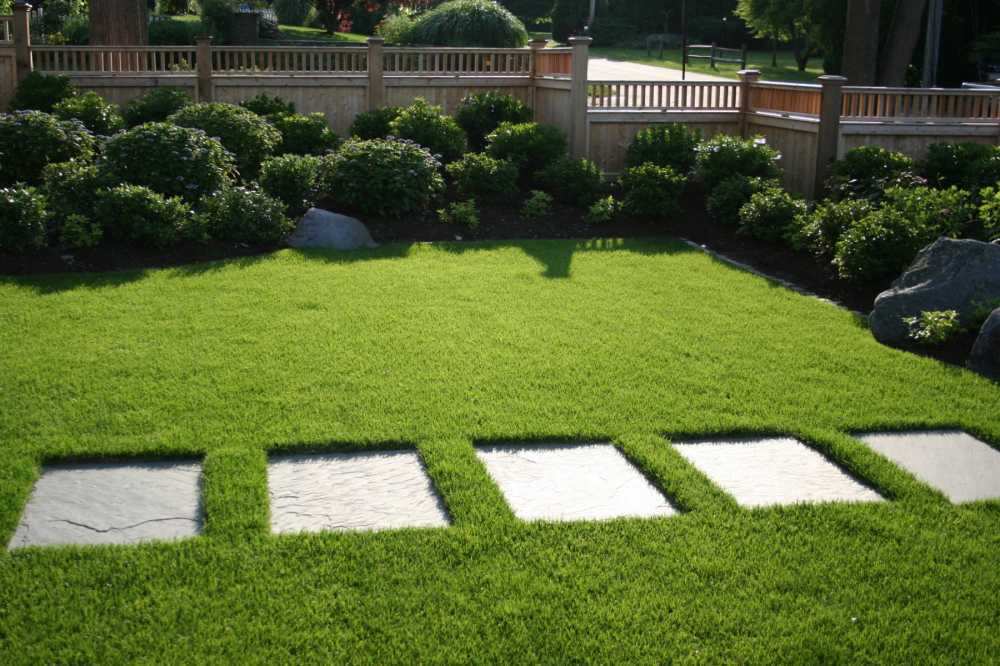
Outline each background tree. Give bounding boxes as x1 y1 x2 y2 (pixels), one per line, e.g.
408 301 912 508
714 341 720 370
876 0 929 84
89 0 149 45
841 0 881 84
735 0 820 71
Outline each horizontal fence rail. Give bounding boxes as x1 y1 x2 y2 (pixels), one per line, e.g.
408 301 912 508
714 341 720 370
33 46 199 73
212 46 366 74
749 82 821 116
842 86 1000 121
383 47 532 75
588 80 742 110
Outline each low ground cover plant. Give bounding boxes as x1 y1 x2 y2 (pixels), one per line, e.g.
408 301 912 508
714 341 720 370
904 310 962 346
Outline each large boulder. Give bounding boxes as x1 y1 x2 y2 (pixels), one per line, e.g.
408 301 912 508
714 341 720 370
869 238 1000 345
287 208 379 251
969 308 1000 380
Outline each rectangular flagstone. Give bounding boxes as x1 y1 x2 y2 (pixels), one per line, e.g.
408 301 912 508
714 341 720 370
475 443 677 522
672 437 882 508
267 451 450 534
856 431 1000 503
8 461 202 550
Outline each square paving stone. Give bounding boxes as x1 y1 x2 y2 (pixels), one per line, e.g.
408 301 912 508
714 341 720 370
672 437 882 508
267 451 450 534
8 461 202 550
856 431 1000 503
475 444 677 522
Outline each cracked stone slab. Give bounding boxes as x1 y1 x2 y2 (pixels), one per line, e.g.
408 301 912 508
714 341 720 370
475 443 677 522
856 431 1000 503
267 451 450 534
8 461 202 550
672 437 883 508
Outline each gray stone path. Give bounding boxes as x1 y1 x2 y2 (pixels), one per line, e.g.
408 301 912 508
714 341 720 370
8 461 202 550
476 444 677 522
673 437 883 508
857 431 1000 503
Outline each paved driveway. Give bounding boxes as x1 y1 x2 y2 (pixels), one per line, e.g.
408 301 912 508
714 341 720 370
588 57 728 82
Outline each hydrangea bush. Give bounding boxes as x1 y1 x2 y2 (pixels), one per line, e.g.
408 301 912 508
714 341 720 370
0 111 96 185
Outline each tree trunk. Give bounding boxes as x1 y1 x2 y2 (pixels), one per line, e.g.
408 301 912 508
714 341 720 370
841 0 881 84
89 0 149 45
877 0 929 85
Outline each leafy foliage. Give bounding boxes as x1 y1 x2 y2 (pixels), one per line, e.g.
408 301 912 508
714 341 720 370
455 92 533 151
406 0 529 47
52 91 125 135
0 111 96 186
199 185 293 244
123 87 193 127
706 175 779 226
521 190 553 220
389 99 468 163
904 310 961 346
240 94 296 118
625 125 702 174
349 107 404 140
486 122 568 179
787 197 875 261
271 113 340 156
0 186 47 252
695 135 781 192
169 103 282 178
585 195 620 225
259 154 322 216
920 142 1000 192
446 152 518 201
9 72 75 113
537 156 604 206
41 160 107 224
620 164 686 218
438 199 480 229
59 213 103 249
551 0 587 42
882 185 976 240
833 207 921 285
826 146 918 201
96 184 198 247
979 187 1000 241
737 186 807 242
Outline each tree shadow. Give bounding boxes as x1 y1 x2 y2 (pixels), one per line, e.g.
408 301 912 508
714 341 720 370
0 269 150 296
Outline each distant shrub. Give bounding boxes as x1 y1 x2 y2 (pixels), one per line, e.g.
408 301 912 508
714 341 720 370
455 91 533 151
100 123 234 201
979 187 1000 241
96 184 198 247
240 93 296 118
882 185 977 240
199 185 293 244
52 91 124 135
273 0 316 26
0 187 47 252
446 152 518 200
537 156 604 207
389 99 468 163
625 124 701 174
349 106 403 140
620 164 685 218
737 187 807 242
169 103 282 177
826 146 918 201
406 0 529 48
521 190 553 220
438 199 480 229
259 154 322 215
41 160 107 224
787 197 875 261
148 17 205 45
376 13 419 44
921 142 1000 191
271 113 340 156
319 138 444 217
695 135 780 192
59 213 104 249
706 175 778 226
123 87 192 127
486 122 567 178
904 310 961 346
9 72 75 112
0 111 96 186
833 208 920 285
585 195 620 225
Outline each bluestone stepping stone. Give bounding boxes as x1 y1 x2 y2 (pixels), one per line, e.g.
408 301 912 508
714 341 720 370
8 461 202 550
267 451 450 534
475 444 677 522
672 437 882 508
857 431 1000 503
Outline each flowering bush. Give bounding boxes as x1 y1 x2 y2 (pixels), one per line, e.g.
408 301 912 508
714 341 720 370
96 184 199 247
42 160 108 224
0 111 96 185
695 135 780 192
198 185 293 244
52 91 125 135
169 103 282 177
0 187 48 252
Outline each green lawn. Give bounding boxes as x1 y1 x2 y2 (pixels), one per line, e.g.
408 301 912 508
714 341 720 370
591 46 826 83
1 240 998 662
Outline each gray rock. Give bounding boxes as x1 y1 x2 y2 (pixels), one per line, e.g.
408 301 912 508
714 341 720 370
869 238 1000 344
969 308 1000 380
287 208 378 250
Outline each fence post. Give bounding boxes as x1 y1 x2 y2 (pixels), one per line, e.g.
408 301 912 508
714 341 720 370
195 35 214 103
569 35 591 159
13 1 31 83
367 37 385 111
738 69 760 138
529 37 546 122
814 74 846 198
710 42 717 69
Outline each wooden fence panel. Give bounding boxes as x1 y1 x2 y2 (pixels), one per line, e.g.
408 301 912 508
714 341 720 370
842 87 1000 121
749 82 822 116
588 81 742 110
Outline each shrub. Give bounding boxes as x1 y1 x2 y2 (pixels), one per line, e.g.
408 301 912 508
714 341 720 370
551 0 587 42
446 152 518 200
706 175 779 226
695 134 781 192
169 103 282 177
833 208 922 285
882 185 976 240
100 122 235 201
620 164 685 218
979 187 1000 241
52 91 125 135
486 122 567 178
376 13 419 44
273 0 316 26
921 142 1000 191
455 91 533 151
9 72 75 112
319 138 444 217
199 185 293 244
826 146 918 201
239 93 296 118
123 87 192 127
0 111 96 186
0 187 47 252
521 190 553 220
270 113 340 156
201 0 239 43
349 106 403 140
585 195 620 225
58 213 103 249
438 200 480 229
259 154 322 215
388 99 468 163
96 184 197 247
148 17 206 46
41 160 107 223
904 310 961 346
787 198 875 261
406 0 529 48
737 187 807 242
537 156 604 206
625 125 701 174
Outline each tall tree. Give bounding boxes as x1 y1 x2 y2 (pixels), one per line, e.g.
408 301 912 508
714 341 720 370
89 0 148 45
841 0 881 84
877 0 929 84
735 0 820 71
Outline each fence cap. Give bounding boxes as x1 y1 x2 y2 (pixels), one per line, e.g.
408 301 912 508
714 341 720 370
817 74 847 85
13 0 32 10
367 36 385 45
568 36 594 46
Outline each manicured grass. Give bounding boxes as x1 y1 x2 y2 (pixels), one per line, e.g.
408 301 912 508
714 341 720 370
274 25 368 44
591 46 826 83
1 239 998 661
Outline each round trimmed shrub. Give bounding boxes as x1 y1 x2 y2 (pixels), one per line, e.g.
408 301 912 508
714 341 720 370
169 103 282 177
349 106 403 140
920 142 1000 192
389 99 468 163
826 146 917 201
455 91 533 151
272 0 316 28
199 185 293 244
0 111 96 186
96 184 198 247
240 93 296 118
123 87 192 127
695 134 781 192
52 91 125 135
406 0 529 47
271 113 340 156
0 187 47 252
706 175 779 226
446 152 518 201
10 72 75 112
834 208 921 285
787 197 875 261
259 154 322 215
737 187 807 242
486 122 568 178
625 124 701 174
620 164 686 218
319 138 445 218
99 123 235 201
538 156 604 206
42 160 108 224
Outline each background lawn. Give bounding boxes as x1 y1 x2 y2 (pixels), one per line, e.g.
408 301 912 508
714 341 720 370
591 46 826 83
1 239 998 662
